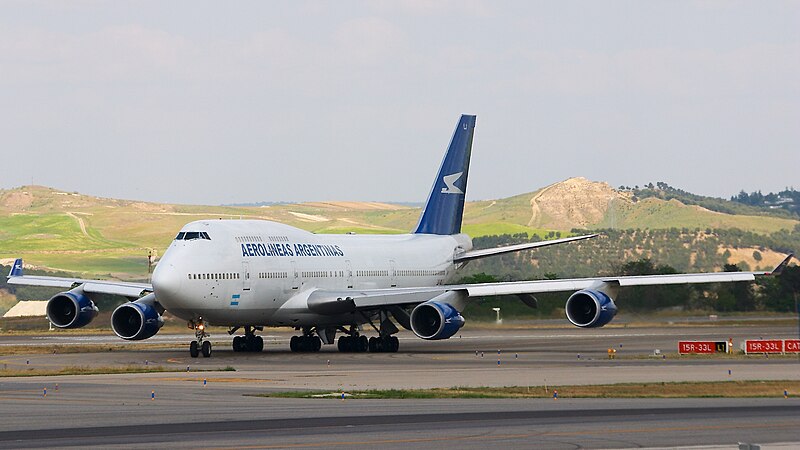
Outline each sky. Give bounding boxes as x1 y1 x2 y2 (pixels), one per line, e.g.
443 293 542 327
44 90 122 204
1 1 798 205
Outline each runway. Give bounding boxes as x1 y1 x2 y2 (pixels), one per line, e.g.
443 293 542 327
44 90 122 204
2 323 800 448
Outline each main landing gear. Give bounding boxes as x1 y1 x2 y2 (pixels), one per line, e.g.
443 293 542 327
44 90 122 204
336 323 399 353
368 335 399 353
290 328 322 352
231 326 264 353
338 333 368 353
188 318 212 358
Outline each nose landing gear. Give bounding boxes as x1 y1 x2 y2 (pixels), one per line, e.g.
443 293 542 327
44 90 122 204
188 318 212 358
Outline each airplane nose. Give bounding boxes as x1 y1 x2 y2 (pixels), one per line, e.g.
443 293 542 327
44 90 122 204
151 263 182 302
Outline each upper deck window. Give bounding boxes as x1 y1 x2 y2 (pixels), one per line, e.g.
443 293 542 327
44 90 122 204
175 231 211 241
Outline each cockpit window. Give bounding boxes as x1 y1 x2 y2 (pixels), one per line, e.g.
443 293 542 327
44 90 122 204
175 231 211 241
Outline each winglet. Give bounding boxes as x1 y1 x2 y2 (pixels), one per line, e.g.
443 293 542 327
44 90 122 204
8 258 23 278
770 253 795 275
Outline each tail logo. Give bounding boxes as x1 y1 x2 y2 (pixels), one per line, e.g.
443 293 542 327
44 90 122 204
441 172 465 195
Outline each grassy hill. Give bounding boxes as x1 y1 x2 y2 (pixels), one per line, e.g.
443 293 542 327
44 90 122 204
0 181 797 279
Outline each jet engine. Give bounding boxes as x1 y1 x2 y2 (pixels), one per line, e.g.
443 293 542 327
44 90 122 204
111 294 164 340
410 300 465 340
565 289 617 328
46 287 98 329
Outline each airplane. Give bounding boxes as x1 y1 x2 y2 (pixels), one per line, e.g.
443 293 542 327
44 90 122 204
6 115 792 358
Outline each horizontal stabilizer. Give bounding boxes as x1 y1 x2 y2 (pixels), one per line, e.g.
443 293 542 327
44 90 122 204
454 234 597 262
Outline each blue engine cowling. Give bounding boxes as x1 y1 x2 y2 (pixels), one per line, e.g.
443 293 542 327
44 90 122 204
565 289 618 328
46 289 98 329
111 301 164 340
410 301 465 340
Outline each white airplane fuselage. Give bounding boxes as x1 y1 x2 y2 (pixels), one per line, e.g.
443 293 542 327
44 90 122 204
152 219 473 327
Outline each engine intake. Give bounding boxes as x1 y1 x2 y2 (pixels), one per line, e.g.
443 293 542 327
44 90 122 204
46 288 98 329
111 295 164 340
410 301 465 340
565 289 617 328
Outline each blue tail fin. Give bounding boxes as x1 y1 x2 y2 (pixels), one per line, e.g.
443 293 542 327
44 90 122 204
9 258 23 277
413 115 476 235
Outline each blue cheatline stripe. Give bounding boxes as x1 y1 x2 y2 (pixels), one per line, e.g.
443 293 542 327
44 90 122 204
230 301 239 306
232 294 241 299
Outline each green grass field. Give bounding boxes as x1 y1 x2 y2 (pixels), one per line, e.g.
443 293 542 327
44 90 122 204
598 198 796 234
257 380 800 399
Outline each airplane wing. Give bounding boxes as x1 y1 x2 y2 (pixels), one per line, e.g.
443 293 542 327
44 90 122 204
306 253 793 313
453 234 598 262
5 259 152 299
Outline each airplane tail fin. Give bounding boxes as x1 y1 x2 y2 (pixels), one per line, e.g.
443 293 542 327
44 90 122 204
413 114 476 235
8 258 23 278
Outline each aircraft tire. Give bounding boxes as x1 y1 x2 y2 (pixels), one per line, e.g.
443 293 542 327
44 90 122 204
290 336 299 352
201 341 212 358
244 335 262 352
368 337 377 352
190 341 199 358
358 335 368 353
337 336 351 352
232 336 243 352
312 337 321 352
389 336 399 353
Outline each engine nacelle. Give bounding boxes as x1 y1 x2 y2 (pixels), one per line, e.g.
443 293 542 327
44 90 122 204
410 301 465 340
565 289 618 328
46 288 98 329
111 296 164 340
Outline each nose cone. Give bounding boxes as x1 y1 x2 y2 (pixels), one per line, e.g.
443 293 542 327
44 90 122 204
151 261 182 307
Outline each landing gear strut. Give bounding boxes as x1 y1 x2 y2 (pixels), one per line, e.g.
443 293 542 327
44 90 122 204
290 327 321 352
360 310 401 353
189 318 211 358
231 326 264 352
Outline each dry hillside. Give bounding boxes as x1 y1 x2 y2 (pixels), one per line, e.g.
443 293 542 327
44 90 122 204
527 177 631 229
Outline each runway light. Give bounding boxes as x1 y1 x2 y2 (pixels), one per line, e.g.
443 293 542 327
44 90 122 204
151 390 155 401
43 387 46 397
203 379 207 386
